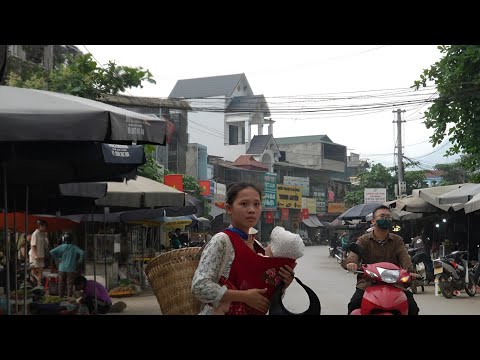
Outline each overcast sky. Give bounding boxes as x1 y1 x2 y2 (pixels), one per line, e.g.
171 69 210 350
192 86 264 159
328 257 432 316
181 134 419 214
81 45 458 170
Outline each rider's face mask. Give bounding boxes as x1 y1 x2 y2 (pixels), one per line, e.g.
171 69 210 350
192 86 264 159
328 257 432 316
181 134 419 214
375 216 392 230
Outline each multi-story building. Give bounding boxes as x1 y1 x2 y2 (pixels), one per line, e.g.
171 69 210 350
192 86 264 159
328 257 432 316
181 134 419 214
169 73 272 162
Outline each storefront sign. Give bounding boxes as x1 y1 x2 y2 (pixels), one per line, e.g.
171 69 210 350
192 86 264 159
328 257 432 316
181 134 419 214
364 188 387 203
327 202 346 214
303 197 317 213
277 184 302 209
263 172 277 210
214 182 226 209
312 186 327 214
284 176 310 197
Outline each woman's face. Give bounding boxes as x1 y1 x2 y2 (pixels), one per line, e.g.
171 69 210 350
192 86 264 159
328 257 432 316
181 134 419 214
226 187 262 231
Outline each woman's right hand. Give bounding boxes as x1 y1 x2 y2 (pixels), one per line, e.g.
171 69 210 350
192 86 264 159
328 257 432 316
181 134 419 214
243 288 270 312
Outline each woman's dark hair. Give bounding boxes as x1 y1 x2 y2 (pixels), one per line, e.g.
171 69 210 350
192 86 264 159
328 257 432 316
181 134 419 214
226 182 262 205
74 275 87 286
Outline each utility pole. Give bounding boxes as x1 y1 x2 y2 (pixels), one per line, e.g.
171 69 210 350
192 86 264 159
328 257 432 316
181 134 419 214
393 109 406 197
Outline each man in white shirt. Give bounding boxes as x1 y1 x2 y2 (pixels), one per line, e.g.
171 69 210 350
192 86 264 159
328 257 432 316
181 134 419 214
29 220 49 286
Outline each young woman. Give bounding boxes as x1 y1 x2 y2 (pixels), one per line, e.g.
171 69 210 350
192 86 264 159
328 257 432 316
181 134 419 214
191 182 295 315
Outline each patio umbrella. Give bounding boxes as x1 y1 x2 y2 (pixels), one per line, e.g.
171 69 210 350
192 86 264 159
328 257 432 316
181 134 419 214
437 183 480 206
412 185 465 212
464 193 480 214
0 212 79 233
0 142 145 185
385 195 437 213
95 176 186 209
0 85 166 145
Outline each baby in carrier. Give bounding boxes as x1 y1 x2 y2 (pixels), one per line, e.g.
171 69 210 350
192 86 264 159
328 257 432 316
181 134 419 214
214 226 304 315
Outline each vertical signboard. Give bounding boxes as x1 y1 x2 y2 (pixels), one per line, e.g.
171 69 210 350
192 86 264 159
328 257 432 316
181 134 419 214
262 172 277 210
214 182 226 209
312 186 326 214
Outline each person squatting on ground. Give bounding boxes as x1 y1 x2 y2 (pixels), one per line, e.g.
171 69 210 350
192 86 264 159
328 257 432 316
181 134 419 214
191 182 295 315
74 276 126 314
343 205 420 315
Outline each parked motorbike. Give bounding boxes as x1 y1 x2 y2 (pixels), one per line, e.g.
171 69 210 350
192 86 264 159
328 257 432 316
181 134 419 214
433 250 476 299
302 237 313 246
347 243 414 315
408 247 434 293
334 246 344 264
473 245 480 287
328 239 336 258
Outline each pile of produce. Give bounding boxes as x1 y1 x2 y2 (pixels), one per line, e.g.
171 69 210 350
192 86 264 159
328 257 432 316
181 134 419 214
40 295 63 304
109 284 136 297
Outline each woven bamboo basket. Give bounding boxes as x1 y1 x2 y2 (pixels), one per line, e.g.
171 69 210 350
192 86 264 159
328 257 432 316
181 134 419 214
145 247 202 315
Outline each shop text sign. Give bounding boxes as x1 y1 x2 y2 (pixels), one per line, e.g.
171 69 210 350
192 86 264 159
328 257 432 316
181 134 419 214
364 188 386 203
263 172 277 210
277 185 302 209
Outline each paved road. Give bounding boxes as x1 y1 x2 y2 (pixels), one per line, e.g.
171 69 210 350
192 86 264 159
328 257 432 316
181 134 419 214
282 245 480 315
114 245 480 315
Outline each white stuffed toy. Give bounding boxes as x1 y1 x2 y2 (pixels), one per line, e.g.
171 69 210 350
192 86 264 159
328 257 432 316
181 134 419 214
266 226 305 260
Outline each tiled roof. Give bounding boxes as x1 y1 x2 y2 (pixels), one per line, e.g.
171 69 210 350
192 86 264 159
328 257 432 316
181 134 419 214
169 73 244 99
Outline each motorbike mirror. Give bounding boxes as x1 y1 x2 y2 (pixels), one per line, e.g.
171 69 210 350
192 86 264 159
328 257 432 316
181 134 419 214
348 243 366 261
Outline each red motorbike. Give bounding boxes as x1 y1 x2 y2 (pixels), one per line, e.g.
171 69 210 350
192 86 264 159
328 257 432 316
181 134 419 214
348 243 414 315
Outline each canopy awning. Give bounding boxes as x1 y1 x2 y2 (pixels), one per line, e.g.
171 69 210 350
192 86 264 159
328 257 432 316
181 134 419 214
302 215 324 228
209 205 226 218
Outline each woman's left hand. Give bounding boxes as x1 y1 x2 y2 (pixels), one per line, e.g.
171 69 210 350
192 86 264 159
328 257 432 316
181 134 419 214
279 265 295 289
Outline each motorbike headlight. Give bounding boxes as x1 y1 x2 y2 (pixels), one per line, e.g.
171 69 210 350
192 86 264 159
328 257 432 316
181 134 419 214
377 268 400 283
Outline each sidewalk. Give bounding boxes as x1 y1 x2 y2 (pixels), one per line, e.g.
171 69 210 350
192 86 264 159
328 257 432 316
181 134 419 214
109 288 162 315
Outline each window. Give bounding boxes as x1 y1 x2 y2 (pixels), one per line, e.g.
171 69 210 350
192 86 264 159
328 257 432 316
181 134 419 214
229 125 238 145
279 151 286 162
241 126 245 144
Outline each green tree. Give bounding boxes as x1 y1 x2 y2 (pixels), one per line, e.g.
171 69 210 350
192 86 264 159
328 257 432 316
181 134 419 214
434 155 480 184
7 53 155 100
138 145 163 182
344 185 364 207
404 170 427 194
413 45 480 170
344 164 395 206
181 173 212 218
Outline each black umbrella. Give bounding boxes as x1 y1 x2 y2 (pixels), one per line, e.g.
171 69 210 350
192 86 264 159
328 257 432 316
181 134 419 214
0 142 145 185
0 85 166 145
335 202 384 221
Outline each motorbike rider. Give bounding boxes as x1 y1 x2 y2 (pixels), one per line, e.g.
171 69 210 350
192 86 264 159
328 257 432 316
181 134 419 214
340 232 349 259
343 205 420 315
